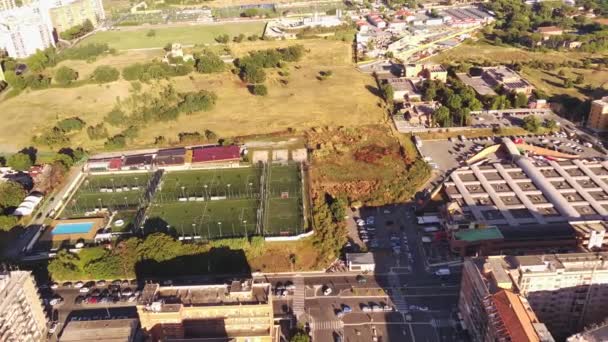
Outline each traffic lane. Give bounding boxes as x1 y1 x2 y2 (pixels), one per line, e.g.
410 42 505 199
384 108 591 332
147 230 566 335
344 323 416 342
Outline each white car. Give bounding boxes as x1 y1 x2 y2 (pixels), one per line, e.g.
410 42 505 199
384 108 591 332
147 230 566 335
48 322 59 334
79 287 90 293
356 219 365 226
49 298 63 306
50 283 59 290
74 281 84 289
323 286 332 296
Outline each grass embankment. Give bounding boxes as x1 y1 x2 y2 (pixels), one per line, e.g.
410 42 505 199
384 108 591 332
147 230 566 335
0 39 383 153
80 22 266 50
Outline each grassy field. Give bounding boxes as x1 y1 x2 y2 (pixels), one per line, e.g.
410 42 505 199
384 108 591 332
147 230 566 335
0 39 383 153
61 173 152 217
431 40 608 100
157 168 261 201
145 199 259 238
80 22 266 50
264 164 304 235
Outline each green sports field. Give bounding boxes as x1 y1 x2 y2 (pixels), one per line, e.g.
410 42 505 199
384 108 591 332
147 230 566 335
264 164 305 236
62 172 153 218
144 164 305 239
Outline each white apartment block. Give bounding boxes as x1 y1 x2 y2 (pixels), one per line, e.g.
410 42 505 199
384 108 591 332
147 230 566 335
0 4 55 58
0 270 47 342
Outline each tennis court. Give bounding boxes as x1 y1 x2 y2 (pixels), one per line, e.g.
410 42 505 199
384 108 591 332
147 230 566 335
62 173 153 217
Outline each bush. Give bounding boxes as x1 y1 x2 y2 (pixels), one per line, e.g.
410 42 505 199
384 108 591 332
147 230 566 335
7 153 32 171
522 115 541 132
54 66 78 85
57 117 85 132
215 34 230 44
104 134 127 149
233 34 245 43
146 29 156 37
249 84 268 96
86 123 108 140
104 108 127 126
24 74 51 89
60 19 94 40
240 64 266 84
33 127 70 146
91 66 119 83
241 8 259 17
195 51 225 74
178 90 217 113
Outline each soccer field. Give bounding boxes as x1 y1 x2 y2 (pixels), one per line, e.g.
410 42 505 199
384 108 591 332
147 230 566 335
62 173 153 218
144 164 305 239
145 199 259 239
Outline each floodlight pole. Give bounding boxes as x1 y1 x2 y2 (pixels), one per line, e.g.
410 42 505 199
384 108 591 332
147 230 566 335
218 222 222 237
243 220 248 240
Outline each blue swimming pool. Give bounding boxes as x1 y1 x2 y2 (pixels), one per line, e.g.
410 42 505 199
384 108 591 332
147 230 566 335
52 222 95 235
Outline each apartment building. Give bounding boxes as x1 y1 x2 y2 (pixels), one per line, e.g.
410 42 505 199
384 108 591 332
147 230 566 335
586 96 608 132
460 253 608 340
0 270 47 342
137 279 278 342
0 5 55 58
49 0 105 33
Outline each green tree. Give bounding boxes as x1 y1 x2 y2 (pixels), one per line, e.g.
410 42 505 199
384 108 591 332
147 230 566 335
57 117 85 132
0 181 26 209
290 332 310 342
104 108 127 126
380 82 394 103
329 196 347 222
7 153 33 171
241 8 259 17
0 215 19 231
522 115 541 132
433 106 451 127
146 29 156 37
195 51 225 74
54 66 78 86
513 92 529 108
215 34 230 44
250 84 268 96
545 118 558 130
241 64 266 84
233 34 245 43
91 65 119 83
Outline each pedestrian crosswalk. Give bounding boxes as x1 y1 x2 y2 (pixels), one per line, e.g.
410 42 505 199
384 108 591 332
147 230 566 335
311 320 344 330
292 275 305 318
388 272 408 312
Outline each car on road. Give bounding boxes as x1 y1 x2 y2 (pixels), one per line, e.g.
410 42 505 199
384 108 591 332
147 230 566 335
49 297 63 306
322 286 332 296
79 287 90 293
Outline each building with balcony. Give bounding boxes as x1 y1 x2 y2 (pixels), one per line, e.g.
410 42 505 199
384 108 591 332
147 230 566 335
460 253 608 340
586 96 608 132
0 4 55 58
136 279 277 342
48 0 105 34
0 269 47 342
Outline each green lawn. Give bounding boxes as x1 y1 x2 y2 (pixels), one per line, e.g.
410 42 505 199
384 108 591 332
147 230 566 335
145 199 259 239
80 22 266 50
157 168 261 201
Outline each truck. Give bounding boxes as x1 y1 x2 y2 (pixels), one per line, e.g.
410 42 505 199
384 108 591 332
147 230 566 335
434 268 451 276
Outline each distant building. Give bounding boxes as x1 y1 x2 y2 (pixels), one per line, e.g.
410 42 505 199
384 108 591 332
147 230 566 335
386 77 421 102
457 66 533 95
567 320 608 341
59 318 138 342
404 63 447 82
0 5 55 58
154 147 186 168
586 96 608 132
0 269 47 342
121 154 154 171
137 280 277 341
191 145 241 165
536 26 564 40
49 0 106 34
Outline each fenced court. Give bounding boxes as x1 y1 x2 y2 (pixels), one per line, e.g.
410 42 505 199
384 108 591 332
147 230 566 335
62 173 153 218
264 164 305 236
144 164 305 239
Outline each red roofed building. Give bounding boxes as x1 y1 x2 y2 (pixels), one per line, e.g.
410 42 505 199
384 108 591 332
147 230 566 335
191 145 241 164
108 158 122 170
488 290 544 342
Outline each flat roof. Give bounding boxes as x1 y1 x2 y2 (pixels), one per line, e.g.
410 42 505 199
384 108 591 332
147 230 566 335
453 227 504 242
191 145 240 163
346 252 375 265
59 318 137 342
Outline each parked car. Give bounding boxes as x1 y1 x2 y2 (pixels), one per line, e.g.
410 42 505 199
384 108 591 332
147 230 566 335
323 286 332 296
342 305 352 313
62 282 73 288
74 281 84 289
356 275 367 284
50 297 63 306
74 296 84 305
50 283 59 290
48 322 59 334
361 304 371 312
79 287 90 293
96 280 106 287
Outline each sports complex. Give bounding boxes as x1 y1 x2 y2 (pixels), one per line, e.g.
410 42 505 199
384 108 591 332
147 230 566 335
55 152 308 241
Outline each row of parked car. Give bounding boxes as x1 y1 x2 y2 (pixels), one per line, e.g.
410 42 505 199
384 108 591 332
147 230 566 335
75 287 140 305
272 281 296 297
356 216 376 247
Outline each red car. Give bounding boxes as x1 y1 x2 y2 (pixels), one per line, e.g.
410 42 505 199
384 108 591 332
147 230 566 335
88 297 99 304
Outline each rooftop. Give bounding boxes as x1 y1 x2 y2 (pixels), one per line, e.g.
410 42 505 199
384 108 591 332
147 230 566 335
58 318 138 342
346 252 376 265
453 227 504 242
191 145 240 163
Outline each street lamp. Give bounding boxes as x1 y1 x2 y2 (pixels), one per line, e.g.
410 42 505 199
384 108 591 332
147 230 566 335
218 222 222 237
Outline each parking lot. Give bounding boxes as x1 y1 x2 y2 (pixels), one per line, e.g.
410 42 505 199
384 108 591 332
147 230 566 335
40 279 141 341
